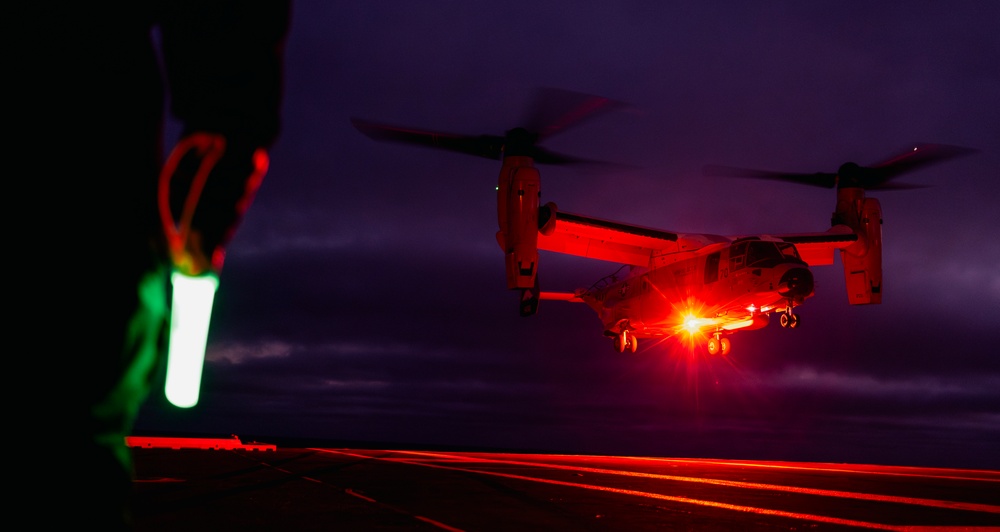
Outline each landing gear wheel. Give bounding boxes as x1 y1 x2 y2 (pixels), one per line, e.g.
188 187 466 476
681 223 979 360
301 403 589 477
789 314 800 328
613 334 625 353
780 313 789 328
720 337 731 355
628 335 638 353
707 337 720 355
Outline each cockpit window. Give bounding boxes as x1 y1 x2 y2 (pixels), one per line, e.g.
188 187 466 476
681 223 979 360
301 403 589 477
746 241 783 267
777 242 801 260
729 241 748 270
730 240 803 270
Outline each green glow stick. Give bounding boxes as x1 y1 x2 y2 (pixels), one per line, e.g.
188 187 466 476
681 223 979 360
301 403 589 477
164 271 219 408
158 132 269 409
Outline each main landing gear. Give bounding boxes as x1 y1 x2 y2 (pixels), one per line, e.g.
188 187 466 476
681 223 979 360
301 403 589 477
613 330 638 353
707 332 731 356
779 304 800 329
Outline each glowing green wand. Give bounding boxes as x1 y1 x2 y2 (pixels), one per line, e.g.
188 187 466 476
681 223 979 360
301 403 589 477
158 133 268 408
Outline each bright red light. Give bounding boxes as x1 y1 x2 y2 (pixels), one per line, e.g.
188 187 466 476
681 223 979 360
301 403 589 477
669 298 716 353
683 314 701 334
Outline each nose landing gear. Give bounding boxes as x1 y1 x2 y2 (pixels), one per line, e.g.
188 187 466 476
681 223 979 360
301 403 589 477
779 303 800 329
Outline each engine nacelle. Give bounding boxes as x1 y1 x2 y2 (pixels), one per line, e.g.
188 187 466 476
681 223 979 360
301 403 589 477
835 189 883 305
496 156 540 290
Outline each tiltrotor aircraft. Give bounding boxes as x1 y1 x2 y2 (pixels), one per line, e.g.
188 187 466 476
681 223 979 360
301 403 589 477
352 88 975 355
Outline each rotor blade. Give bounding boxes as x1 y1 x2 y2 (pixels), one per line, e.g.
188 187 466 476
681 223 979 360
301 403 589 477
353 87 633 168
351 118 504 160
531 146 639 170
705 142 978 191
866 143 979 185
866 182 931 191
531 147 592 165
354 117 632 168
522 87 625 141
703 164 837 188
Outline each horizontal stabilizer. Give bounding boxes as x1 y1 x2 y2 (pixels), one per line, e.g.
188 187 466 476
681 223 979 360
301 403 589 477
540 291 583 303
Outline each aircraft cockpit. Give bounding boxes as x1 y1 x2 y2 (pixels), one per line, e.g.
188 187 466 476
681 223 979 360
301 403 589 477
730 239 805 270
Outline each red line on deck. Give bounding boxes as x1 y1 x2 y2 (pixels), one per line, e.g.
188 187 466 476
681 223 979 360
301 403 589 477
318 449 915 531
389 451 1000 515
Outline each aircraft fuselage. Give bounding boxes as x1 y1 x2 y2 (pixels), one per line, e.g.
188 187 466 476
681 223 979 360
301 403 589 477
582 238 814 347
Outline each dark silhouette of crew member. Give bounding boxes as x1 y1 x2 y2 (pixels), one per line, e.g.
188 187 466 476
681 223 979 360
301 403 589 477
30 2 292 529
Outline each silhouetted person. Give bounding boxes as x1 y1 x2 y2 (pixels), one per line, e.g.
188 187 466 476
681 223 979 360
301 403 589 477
31 2 291 529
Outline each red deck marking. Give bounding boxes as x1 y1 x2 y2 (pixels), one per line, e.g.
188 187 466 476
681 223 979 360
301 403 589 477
346 489 376 503
126 435 276 451
387 451 1000 515
636 457 1000 483
318 449 914 530
414 515 466 532
293 451 465 531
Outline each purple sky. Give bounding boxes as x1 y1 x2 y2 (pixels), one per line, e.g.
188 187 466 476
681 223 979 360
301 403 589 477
135 1 1000 469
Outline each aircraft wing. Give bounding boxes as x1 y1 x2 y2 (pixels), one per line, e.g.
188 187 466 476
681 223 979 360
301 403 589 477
769 225 858 266
537 210 728 266
538 209 857 267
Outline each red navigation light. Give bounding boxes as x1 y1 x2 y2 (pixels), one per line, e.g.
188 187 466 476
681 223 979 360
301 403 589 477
673 303 713 353
683 313 701 334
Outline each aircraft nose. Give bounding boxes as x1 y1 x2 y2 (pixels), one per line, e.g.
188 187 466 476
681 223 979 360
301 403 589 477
778 268 814 298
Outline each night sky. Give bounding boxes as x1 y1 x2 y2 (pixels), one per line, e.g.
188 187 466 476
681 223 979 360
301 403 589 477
134 1 1000 470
